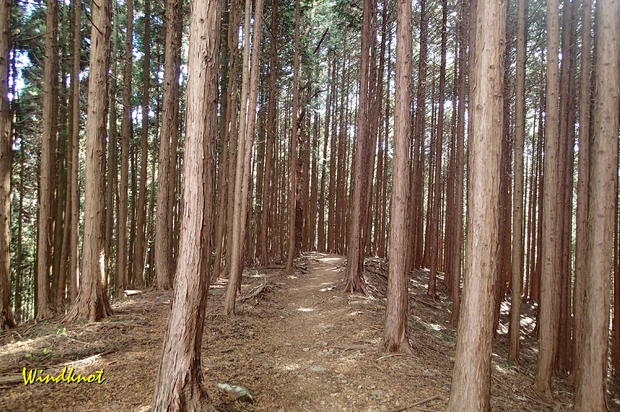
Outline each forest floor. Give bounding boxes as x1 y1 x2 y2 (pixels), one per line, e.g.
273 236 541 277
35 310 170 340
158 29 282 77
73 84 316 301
0 252 616 411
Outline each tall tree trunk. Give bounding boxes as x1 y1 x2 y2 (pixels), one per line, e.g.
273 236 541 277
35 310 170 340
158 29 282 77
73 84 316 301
509 0 527 362
64 0 113 322
554 0 576 375
69 2 82 297
450 0 468 327
117 0 134 293
410 0 428 271
36 0 59 319
427 0 448 298
344 0 374 294
384 0 412 354
447 1 506 409
152 0 220 405
224 0 265 315
259 0 278 265
132 0 151 288
574 1 618 408
155 0 182 290
0 0 14 329
534 0 561 399
286 0 301 275
14 143 24 322
572 0 591 384
221 0 242 280
105 1 119 289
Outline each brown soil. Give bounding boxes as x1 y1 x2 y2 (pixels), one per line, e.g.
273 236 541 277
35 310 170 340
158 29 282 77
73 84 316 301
0 252 612 411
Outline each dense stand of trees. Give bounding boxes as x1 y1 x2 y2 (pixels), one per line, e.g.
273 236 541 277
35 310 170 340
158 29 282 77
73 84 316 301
2 0 619 408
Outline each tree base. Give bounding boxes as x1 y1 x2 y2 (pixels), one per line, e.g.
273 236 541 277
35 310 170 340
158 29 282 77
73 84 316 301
0 309 15 329
63 289 113 323
343 275 368 295
532 379 554 403
384 337 412 354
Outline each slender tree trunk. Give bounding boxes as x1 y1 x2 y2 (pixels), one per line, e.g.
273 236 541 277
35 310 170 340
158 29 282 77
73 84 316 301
64 0 113 322
574 1 618 408
105 2 119 289
259 0 278 265
554 0 576 375
509 0 527 362
36 0 59 319
572 0 592 386
344 0 374 294
447 1 506 409
450 0 468 327
224 0 265 315
14 145 24 322
534 0 561 399
132 0 151 288
0 0 14 329
427 0 448 298
155 0 181 290
286 0 301 275
384 0 412 354
410 0 428 271
152 0 220 405
117 0 134 293
220 0 242 279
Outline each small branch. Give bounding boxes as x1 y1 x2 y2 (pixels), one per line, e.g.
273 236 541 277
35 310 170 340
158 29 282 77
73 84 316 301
312 28 329 55
82 2 104 36
388 395 442 412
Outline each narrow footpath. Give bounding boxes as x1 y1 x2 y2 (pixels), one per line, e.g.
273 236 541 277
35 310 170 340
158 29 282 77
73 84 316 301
0 253 573 411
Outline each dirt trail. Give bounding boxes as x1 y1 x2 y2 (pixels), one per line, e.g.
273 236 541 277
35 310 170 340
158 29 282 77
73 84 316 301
0 252 580 411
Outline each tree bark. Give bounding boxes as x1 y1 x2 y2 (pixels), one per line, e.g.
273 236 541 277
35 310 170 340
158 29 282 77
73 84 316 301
534 0 561 399
117 0 134 294
259 0 278 264
447 1 506 410
344 0 374 294
0 0 14 329
152 0 220 406
132 0 151 288
450 0 469 327
509 0 527 362
155 0 182 290
286 0 301 275
572 0 592 386
64 0 113 322
384 0 412 354
427 0 448 298
36 0 59 319
574 1 618 408
224 0 265 315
